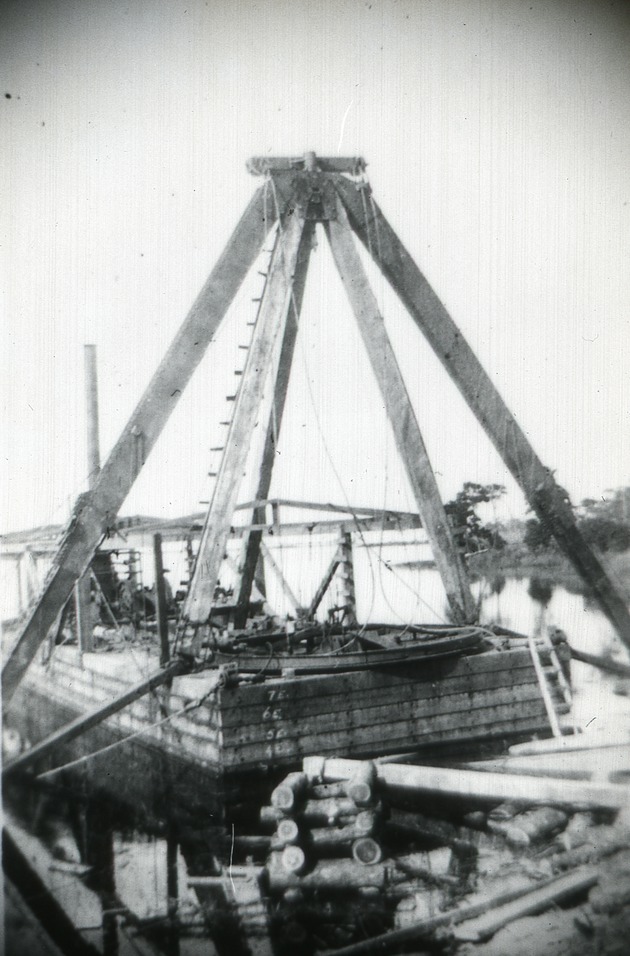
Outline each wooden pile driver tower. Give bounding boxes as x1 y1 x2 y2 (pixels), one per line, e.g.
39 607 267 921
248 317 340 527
4 151 630 710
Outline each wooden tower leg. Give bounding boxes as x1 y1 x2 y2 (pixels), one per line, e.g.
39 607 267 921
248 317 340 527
325 199 477 625
2 185 282 708
184 210 307 629
334 176 630 651
235 223 315 626
338 531 357 624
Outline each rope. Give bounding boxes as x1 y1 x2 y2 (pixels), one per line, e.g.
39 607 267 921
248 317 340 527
35 684 219 781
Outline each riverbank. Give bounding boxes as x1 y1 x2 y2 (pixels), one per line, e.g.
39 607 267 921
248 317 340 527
400 548 630 604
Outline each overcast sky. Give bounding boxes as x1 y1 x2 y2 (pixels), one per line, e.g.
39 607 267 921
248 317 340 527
2 0 629 535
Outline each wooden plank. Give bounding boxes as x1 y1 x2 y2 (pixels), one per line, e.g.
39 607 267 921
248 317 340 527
223 687 547 749
318 756 630 810
454 867 599 941
234 498 420 519
185 209 307 625
225 712 549 770
226 701 548 765
221 675 542 740
325 199 476 625
334 174 630 651
218 647 537 710
3 184 278 708
218 660 538 728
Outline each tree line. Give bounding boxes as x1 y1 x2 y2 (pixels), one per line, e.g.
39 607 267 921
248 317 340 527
444 484 630 556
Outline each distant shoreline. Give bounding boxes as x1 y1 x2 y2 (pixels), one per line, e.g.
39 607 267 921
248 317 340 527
398 547 630 603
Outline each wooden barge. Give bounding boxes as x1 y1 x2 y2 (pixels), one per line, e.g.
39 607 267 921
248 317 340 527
4 152 629 838
6 628 568 821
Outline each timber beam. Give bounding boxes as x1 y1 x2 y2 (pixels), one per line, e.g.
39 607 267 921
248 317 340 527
2 184 284 709
333 175 630 651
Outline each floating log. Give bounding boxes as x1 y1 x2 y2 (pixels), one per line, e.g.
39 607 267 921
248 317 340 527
261 797 368 828
569 645 630 678
274 818 300 847
509 731 630 757
281 845 307 875
488 807 568 847
311 782 348 799
488 802 521 822
351 838 382 866
553 812 595 851
386 808 475 852
392 856 459 888
346 761 377 807
318 867 598 955
453 866 599 942
270 772 310 812
307 819 380 854
550 830 624 872
266 858 390 894
307 757 630 810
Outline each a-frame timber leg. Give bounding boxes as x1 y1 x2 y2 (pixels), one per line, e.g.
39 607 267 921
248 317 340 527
183 209 308 633
2 184 286 708
234 222 315 627
333 175 630 651
325 197 477 626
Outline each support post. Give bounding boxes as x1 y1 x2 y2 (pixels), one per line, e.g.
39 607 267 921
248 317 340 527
338 531 357 624
334 175 630 651
74 576 93 655
3 184 280 708
325 199 477 625
153 533 170 665
235 223 314 624
183 209 307 628
166 830 180 956
307 547 341 619
84 344 101 485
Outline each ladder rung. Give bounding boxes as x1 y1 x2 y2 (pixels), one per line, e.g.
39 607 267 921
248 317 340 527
199 500 210 505
208 472 218 477
226 395 236 401
234 370 242 376
238 344 249 350
219 421 230 426
211 447 224 452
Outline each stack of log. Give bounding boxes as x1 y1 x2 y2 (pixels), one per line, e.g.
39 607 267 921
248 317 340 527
261 764 389 893
214 747 630 954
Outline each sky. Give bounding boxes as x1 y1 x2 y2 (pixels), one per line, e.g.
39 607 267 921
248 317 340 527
2 0 630 536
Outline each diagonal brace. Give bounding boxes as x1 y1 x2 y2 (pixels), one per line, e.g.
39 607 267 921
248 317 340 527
2 184 281 708
325 198 477 625
334 175 630 651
